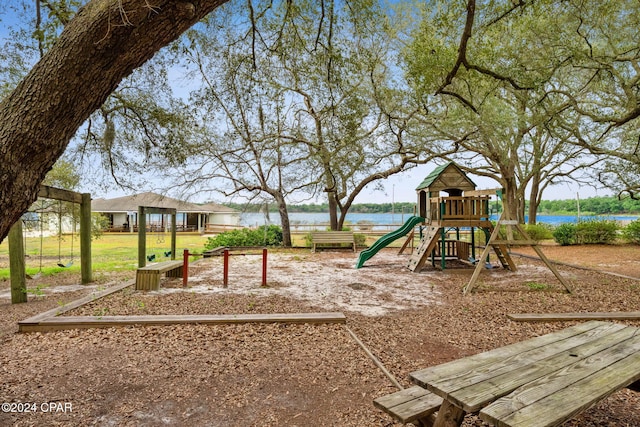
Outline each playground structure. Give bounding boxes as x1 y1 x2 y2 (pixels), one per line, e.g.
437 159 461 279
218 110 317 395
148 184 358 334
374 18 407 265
406 162 496 272
356 162 571 294
356 162 495 270
8 185 92 304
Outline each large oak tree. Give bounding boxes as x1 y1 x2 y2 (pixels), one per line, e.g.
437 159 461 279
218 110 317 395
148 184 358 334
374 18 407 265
0 0 230 242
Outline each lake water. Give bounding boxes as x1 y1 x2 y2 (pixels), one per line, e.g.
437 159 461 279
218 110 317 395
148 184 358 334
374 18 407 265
240 212 638 228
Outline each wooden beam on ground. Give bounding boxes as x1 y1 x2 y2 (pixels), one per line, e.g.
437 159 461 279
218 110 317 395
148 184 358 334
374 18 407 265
508 312 640 322
19 312 347 332
19 280 135 328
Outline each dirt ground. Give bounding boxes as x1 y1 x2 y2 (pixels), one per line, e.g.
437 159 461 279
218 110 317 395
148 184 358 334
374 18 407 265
1 244 639 426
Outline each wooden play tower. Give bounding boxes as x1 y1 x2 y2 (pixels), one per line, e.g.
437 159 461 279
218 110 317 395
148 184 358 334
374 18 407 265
407 162 513 273
407 162 571 295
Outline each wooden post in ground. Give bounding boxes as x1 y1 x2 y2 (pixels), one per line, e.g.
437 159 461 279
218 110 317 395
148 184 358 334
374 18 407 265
223 249 229 287
170 211 177 260
138 206 146 268
80 192 92 284
183 249 189 287
8 221 27 304
262 248 267 286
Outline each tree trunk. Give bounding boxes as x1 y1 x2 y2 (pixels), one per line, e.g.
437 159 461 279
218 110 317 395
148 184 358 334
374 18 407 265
274 193 292 247
528 173 541 225
501 176 520 222
327 191 339 231
0 0 230 242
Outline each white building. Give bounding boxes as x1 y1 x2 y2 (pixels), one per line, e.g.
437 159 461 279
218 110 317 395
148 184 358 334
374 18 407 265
91 192 240 233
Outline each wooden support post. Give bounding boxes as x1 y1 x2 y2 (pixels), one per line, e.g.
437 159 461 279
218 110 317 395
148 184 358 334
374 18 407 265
183 249 189 287
440 228 446 270
433 400 465 427
80 193 92 284
223 249 229 288
170 211 177 260
138 206 146 268
262 248 267 286
471 226 476 261
463 222 502 295
8 221 27 304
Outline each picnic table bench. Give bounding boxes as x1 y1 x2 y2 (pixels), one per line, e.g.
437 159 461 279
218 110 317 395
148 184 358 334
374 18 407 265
373 385 442 426
375 320 640 426
311 231 356 252
135 260 183 291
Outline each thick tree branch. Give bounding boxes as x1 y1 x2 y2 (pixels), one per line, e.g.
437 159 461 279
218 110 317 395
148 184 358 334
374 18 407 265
0 0 231 242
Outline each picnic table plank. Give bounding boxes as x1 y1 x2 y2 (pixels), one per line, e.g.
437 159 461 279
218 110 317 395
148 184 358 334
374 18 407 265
451 325 638 412
481 333 640 426
410 321 626 412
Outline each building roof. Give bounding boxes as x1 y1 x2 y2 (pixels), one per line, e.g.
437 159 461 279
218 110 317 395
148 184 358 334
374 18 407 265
415 162 476 192
91 192 238 214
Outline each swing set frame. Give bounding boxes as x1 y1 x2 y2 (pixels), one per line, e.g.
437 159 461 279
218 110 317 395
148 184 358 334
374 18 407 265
8 185 92 304
137 206 177 268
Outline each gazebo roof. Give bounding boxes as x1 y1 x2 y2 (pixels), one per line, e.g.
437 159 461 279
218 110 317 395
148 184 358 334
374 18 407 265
415 162 476 193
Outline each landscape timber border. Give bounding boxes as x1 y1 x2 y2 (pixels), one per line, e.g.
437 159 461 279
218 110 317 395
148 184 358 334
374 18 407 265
17 258 345 333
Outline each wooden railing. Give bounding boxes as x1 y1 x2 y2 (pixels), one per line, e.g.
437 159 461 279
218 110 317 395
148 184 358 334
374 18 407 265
432 239 473 259
429 196 490 222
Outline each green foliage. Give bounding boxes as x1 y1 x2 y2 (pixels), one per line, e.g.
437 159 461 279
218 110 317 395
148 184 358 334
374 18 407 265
538 196 640 215
552 223 577 246
575 220 619 244
354 233 366 247
553 220 619 245
304 232 313 248
204 225 283 249
622 219 640 245
43 158 80 190
523 223 554 242
91 213 110 240
525 282 550 291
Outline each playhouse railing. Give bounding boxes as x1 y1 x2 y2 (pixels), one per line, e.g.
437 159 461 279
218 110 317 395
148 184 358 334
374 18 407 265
428 196 490 222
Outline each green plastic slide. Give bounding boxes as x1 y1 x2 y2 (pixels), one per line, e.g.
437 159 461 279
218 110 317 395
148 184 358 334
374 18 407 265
355 215 425 268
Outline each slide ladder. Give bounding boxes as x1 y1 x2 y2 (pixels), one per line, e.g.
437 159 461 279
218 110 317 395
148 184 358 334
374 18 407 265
407 226 442 272
355 216 424 268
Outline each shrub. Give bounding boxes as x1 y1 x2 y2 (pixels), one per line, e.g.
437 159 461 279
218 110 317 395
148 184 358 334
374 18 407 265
552 223 576 246
623 219 640 245
204 225 283 249
354 233 366 247
575 220 618 244
523 223 554 242
304 232 314 248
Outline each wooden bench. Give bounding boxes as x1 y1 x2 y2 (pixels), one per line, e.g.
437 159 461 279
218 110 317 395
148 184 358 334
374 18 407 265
311 231 356 252
135 260 184 291
373 386 442 426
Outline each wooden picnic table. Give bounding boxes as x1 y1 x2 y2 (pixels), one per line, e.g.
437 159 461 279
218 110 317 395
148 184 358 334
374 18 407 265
409 320 640 427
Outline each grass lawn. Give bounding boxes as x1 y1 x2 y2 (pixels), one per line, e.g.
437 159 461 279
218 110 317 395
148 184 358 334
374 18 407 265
0 233 213 280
